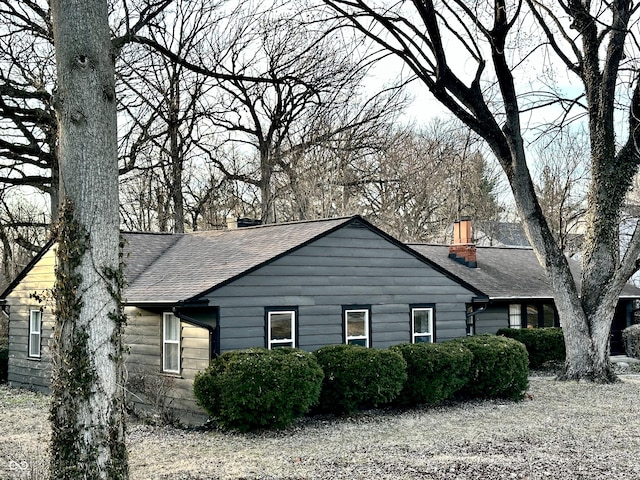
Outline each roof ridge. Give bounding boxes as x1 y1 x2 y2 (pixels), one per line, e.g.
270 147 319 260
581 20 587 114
408 242 534 251
122 230 177 236
190 215 357 235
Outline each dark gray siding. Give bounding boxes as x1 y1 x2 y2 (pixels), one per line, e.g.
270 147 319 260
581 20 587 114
209 224 475 352
475 305 509 334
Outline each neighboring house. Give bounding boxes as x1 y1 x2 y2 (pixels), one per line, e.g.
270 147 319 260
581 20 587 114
475 220 584 255
410 219 640 354
474 221 531 247
1 216 484 423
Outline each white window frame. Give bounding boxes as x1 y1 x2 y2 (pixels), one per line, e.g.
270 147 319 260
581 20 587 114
28 309 42 358
267 310 296 349
509 304 522 329
411 307 434 343
344 308 370 347
162 312 181 374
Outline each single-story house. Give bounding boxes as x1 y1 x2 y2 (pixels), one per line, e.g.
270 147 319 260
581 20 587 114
410 219 640 354
1 215 486 422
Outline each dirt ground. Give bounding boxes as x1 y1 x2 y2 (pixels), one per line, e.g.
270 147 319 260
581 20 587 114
2 377 640 479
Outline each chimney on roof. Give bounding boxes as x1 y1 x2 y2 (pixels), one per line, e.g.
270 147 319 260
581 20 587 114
449 218 477 268
226 215 238 230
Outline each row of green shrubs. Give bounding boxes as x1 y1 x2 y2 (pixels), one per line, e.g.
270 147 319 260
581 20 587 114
497 327 565 368
193 335 529 432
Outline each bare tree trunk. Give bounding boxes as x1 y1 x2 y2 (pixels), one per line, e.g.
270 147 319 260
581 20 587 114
260 147 276 224
50 0 128 478
169 93 185 233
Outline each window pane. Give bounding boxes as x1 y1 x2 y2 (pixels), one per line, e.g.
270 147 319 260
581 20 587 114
413 309 432 334
164 314 179 341
508 304 521 329
271 342 294 348
164 343 179 371
270 313 293 340
346 311 366 336
527 305 538 329
543 304 555 327
30 311 41 333
414 335 432 343
29 333 40 357
348 338 367 347
29 311 41 357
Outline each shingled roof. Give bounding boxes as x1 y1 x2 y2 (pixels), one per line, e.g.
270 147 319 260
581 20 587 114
409 244 640 300
123 216 355 304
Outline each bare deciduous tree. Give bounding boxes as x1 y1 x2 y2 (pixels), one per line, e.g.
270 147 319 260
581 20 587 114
201 7 405 223
322 0 640 381
360 120 503 242
0 0 58 221
533 129 589 254
49 0 127 478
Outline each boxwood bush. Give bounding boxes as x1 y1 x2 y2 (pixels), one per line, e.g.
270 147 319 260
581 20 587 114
497 327 565 368
313 344 407 414
622 324 640 359
193 347 324 431
391 342 472 406
449 335 529 400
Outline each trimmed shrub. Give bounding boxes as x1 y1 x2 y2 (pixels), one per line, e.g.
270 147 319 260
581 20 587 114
193 347 324 431
449 335 529 400
391 342 472 406
622 324 640 359
313 344 407 414
497 328 565 368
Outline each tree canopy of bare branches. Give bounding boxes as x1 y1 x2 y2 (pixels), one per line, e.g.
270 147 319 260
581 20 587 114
321 0 640 381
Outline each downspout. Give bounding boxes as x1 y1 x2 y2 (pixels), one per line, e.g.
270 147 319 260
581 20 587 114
172 307 217 361
466 301 489 318
466 297 490 336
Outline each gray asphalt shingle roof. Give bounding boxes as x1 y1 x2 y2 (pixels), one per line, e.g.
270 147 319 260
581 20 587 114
122 217 353 304
409 244 640 300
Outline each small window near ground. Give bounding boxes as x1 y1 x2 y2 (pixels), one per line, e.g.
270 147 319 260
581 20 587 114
267 310 296 349
163 312 181 374
412 307 434 343
344 308 370 347
508 304 521 329
28 309 42 358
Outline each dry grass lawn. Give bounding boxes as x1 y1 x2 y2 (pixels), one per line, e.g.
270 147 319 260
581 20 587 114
2 377 640 479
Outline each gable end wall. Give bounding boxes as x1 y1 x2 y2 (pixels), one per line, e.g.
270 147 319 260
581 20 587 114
210 224 474 352
6 246 56 392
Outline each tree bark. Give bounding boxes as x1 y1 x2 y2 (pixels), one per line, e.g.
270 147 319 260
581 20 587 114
49 0 128 478
320 0 640 383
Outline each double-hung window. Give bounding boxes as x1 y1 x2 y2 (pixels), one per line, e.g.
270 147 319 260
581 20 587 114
163 313 181 373
508 304 522 329
411 306 434 343
267 310 296 349
344 308 370 347
28 309 42 358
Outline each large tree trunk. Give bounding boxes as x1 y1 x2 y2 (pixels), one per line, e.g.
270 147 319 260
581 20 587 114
49 0 128 478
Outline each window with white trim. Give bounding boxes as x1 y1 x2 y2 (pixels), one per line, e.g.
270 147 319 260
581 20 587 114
411 307 434 343
344 308 370 347
267 310 296 349
508 304 522 329
28 309 42 358
163 312 181 373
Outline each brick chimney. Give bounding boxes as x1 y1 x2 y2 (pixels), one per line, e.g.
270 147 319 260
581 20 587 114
449 218 477 268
